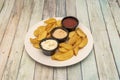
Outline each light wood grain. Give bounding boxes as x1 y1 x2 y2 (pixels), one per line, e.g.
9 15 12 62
2 0 33 80
34 0 56 80
86 0 119 80
16 0 44 80
99 0 120 76
0 0 5 12
76 0 99 80
0 0 16 43
107 0 120 35
0 0 23 79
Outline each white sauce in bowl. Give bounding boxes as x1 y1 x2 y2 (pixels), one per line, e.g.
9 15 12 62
41 40 58 50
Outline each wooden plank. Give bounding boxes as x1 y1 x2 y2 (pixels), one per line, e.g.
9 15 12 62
17 0 44 80
0 0 23 79
107 0 120 35
76 0 99 80
99 0 120 77
66 0 76 16
86 0 119 80
66 0 83 80
42 0 56 19
56 0 66 17
1 0 34 80
34 0 56 80
0 0 16 43
0 0 5 12
53 0 67 80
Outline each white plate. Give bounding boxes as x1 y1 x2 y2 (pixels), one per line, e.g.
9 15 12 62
24 17 93 67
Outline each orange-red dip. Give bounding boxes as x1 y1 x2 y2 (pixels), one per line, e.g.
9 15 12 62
62 18 78 28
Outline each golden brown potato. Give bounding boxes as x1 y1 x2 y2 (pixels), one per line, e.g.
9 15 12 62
79 37 88 48
33 43 40 49
37 31 47 41
30 38 39 44
76 28 86 38
52 50 74 61
67 32 79 45
69 31 76 38
56 20 61 26
59 43 73 50
58 47 68 53
73 47 79 56
34 26 46 37
73 37 82 48
44 18 56 24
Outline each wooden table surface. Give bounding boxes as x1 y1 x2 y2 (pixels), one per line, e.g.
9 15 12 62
0 0 120 80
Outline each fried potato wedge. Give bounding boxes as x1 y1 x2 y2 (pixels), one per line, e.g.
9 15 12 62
52 50 74 61
73 37 82 48
58 47 68 53
34 26 46 37
33 43 40 49
37 31 47 41
67 33 79 45
79 37 88 48
44 18 56 24
30 38 39 44
76 28 86 38
69 31 76 38
56 20 61 26
59 43 73 50
73 47 79 56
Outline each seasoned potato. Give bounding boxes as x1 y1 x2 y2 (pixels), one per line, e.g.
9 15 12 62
67 32 79 45
56 20 61 26
34 26 46 37
30 38 39 44
79 37 88 48
59 43 73 50
69 31 76 38
33 43 40 49
76 28 86 38
44 18 56 24
52 50 74 61
73 37 82 48
37 31 47 41
58 47 68 53
73 47 79 56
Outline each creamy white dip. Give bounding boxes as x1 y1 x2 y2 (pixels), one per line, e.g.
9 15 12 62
41 40 58 50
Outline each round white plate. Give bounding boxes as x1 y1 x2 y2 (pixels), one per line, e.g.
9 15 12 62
24 17 93 67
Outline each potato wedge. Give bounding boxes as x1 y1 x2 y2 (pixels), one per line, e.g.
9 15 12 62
79 37 88 48
37 31 47 41
33 43 40 49
73 47 79 56
69 31 76 38
52 50 74 61
34 26 46 37
59 43 73 50
67 33 79 45
76 28 86 38
44 18 56 24
73 37 82 48
30 38 39 44
56 20 61 26
58 47 68 53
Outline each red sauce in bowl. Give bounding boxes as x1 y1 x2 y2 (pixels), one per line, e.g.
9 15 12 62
62 18 78 28
62 16 79 31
